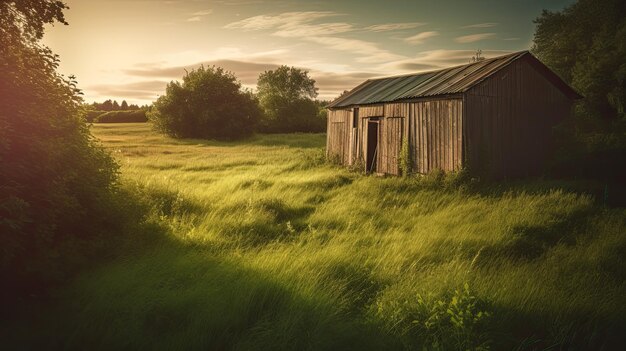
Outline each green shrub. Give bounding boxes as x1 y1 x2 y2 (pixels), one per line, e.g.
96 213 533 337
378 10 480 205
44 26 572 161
148 65 260 140
85 109 106 122
95 110 147 123
0 1 140 300
399 137 412 176
376 283 492 351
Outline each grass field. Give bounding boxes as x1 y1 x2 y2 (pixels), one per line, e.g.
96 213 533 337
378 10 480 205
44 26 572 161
4 123 625 350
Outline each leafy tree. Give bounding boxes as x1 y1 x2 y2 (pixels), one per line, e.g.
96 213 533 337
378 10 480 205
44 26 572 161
257 66 324 133
532 0 626 180
533 0 626 123
112 100 120 110
121 100 128 110
149 65 260 139
0 0 122 297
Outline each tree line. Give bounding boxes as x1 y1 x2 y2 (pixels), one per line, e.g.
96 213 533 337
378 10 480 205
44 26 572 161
90 99 144 111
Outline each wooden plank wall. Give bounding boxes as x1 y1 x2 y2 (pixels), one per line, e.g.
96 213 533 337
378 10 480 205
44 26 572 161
330 101 464 175
378 117 404 175
326 109 351 164
409 99 464 174
464 57 573 178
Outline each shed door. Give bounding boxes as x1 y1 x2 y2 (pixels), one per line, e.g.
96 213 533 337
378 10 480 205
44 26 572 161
378 117 404 175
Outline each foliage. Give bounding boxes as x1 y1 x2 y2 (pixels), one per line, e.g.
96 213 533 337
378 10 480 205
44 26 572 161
399 137 411 176
376 283 492 350
533 0 626 122
95 110 147 123
85 109 106 122
0 0 134 300
148 65 260 140
257 65 325 133
532 0 626 180
91 99 141 111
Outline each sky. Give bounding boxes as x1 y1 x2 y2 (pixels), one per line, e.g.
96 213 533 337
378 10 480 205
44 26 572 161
43 0 575 105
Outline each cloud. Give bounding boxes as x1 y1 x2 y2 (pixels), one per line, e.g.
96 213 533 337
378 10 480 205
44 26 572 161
404 31 439 45
124 59 282 85
365 22 426 32
454 33 496 43
503 37 520 41
86 80 169 101
225 12 402 63
273 22 354 37
395 62 442 71
461 22 498 29
224 11 340 31
306 36 404 63
192 10 213 16
187 9 212 22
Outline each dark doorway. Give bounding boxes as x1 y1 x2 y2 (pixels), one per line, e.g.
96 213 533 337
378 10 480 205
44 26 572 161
366 119 379 173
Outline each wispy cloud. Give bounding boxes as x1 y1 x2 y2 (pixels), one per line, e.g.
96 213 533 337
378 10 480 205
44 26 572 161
307 36 405 63
461 22 498 29
365 22 425 32
503 37 520 41
404 31 439 45
225 12 403 63
455 33 496 43
224 11 340 31
274 22 354 37
187 9 212 22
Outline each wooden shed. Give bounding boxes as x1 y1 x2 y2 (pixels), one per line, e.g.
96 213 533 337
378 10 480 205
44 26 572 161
326 51 582 178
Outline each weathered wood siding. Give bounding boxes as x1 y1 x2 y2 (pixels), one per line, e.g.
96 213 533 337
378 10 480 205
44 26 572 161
464 57 573 178
409 99 463 174
329 100 463 175
326 109 351 164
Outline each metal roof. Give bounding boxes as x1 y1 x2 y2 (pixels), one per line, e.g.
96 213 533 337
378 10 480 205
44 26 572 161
328 51 581 108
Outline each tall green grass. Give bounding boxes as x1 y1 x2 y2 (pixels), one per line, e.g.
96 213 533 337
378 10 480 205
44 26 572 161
3 123 624 350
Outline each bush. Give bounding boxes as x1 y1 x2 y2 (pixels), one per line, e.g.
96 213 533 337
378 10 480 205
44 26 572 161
95 110 147 123
376 284 492 351
85 109 106 122
0 0 134 300
148 66 260 140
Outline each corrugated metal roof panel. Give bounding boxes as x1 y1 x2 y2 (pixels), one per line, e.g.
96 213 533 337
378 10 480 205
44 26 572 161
328 51 581 108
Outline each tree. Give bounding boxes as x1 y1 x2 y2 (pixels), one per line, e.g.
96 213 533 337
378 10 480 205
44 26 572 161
112 100 120 110
532 0 626 180
257 66 324 133
101 99 113 111
0 0 122 297
149 65 260 139
120 100 128 110
532 0 626 123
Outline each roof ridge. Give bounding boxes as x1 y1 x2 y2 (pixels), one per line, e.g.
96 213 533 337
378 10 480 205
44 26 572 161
367 50 528 81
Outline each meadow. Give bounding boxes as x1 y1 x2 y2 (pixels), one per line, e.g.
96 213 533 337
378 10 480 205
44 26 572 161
4 123 624 350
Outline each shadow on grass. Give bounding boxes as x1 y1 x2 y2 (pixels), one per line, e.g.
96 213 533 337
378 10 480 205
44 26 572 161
2 237 396 350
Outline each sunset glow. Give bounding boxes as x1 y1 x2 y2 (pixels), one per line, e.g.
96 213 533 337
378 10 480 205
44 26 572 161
43 0 575 104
